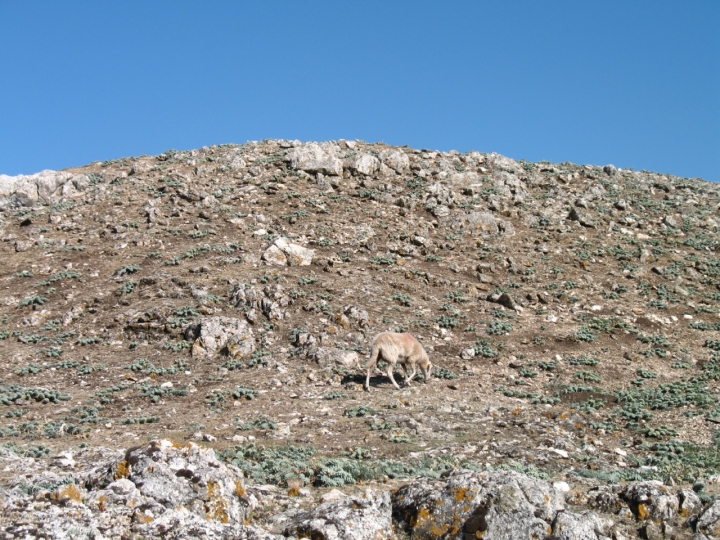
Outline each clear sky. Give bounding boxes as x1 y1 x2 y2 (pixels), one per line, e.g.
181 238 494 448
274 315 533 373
1 1 718 180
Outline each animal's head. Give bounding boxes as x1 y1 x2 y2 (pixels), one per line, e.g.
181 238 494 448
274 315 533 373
419 357 433 381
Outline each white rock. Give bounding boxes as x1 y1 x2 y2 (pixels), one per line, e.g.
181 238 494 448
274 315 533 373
286 142 343 176
263 245 288 266
614 448 627 457
461 347 476 360
553 481 571 493
379 149 410 173
345 153 380 176
274 237 314 266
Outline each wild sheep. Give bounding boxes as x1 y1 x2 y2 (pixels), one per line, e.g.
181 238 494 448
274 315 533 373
364 332 433 390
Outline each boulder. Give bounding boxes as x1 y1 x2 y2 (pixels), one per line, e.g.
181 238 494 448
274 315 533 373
285 142 342 176
274 237 314 266
185 316 256 360
0 170 78 209
345 153 380 176
379 149 409 173
552 510 613 540
310 346 359 369
392 469 565 540
282 488 392 540
262 245 287 266
621 481 678 522
696 499 720 537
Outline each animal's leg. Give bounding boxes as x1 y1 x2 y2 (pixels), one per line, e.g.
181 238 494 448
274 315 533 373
405 364 417 385
365 346 379 391
386 362 401 390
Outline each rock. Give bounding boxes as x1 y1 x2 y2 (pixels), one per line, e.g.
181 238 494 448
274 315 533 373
14 240 32 252
262 245 287 266
466 212 499 235
185 316 256 360
0 170 77 209
320 489 347 503
344 306 369 327
461 347 476 360
310 347 359 369
130 161 151 175
392 469 564 540
568 207 597 228
286 142 343 176
621 481 678 522
678 488 703 517
379 149 409 173
99 440 251 521
345 153 380 176
696 499 720 536
283 488 392 540
664 215 679 228
274 237 314 266
552 510 612 539
603 164 617 176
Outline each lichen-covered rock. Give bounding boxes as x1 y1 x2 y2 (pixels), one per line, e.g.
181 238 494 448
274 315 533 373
621 481 678 522
392 469 564 539
696 499 720 537
186 316 256 359
286 142 343 176
282 488 392 540
99 440 253 524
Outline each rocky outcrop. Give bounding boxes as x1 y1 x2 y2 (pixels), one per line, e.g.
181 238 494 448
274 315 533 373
185 316 256 359
0 170 91 209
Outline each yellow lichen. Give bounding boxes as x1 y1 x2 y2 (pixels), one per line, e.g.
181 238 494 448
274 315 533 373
53 483 83 503
637 503 650 520
234 479 246 497
206 480 230 523
455 488 468 502
115 460 130 479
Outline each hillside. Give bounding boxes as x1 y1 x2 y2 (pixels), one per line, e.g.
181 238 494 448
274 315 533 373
1 140 720 538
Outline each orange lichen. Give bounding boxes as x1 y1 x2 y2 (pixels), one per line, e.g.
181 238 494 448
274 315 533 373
234 479 246 497
115 460 130 479
637 503 650 520
52 483 83 503
455 488 468 502
205 480 230 523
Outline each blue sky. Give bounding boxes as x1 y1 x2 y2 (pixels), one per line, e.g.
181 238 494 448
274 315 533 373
1 1 718 180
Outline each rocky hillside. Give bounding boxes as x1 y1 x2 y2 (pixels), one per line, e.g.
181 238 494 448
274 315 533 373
0 140 719 538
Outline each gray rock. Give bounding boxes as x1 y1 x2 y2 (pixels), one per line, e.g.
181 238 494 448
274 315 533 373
103 440 252 522
621 481 678 522
568 207 597 228
0 170 77 209
678 488 703 518
696 499 720 536
310 347 359 368
379 149 410 173
552 510 613 539
603 164 617 176
392 469 564 540
186 316 256 360
345 153 380 176
262 244 287 266
283 488 392 540
461 347 476 360
286 142 343 176
663 215 679 228
466 211 499 235
273 237 314 266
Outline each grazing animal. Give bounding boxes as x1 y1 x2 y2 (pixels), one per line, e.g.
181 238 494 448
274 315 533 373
365 332 433 390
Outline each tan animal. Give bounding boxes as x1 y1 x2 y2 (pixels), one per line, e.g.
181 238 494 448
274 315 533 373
365 332 433 390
